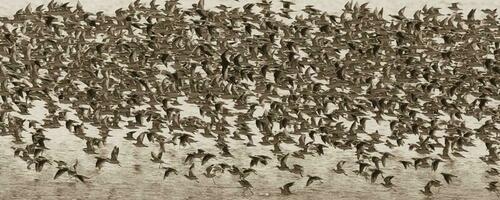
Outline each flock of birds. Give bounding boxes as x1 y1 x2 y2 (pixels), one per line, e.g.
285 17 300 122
0 0 500 198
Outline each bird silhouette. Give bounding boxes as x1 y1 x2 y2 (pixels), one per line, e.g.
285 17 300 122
239 179 254 196
306 175 323 187
1 1 500 198
441 173 457 184
162 167 178 180
280 182 295 195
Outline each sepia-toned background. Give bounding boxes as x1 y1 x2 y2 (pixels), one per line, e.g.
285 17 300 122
0 1 500 200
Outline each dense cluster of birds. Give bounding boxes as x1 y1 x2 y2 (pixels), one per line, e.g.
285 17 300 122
1 0 500 197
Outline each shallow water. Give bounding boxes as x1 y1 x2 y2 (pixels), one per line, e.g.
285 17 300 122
0 99 499 200
1 0 500 200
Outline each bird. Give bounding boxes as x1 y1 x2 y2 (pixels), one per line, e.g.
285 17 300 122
201 153 216 165
486 168 500 176
134 131 148 147
124 131 136 140
370 169 383 184
83 139 97 154
276 153 290 171
381 176 394 188
184 164 199 183
399 160 413 169
441 173 457 184
95 157 107 170
333 160 348 175
448 3 461 11
280 182 294 195
306 175 323 187
486 181 499 194
54 167 70 180
420 181 433 196
108 146 120 165
150 151 164 167
354 161 370 175
202 164 218 184
1 1 500 198
239 179 254 195
289 164 304 177
431 158 443 171
73 174 90 183
162 167 178 180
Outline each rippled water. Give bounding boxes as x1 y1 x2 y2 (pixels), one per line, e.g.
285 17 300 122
1 98 499 200
1 1 500 200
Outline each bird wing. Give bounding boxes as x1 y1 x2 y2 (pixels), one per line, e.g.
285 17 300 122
54 167 68 179
163 170 170 179
258 155 271 160
164 168 176 179
135 113 142 124
398 7 406 17
414 159 421 169
86 140 93 149
337 161 345 170
280 154 289 167
74 174 88 183
306 177 313 186
424 182 432 193
111 146 119 160
197 0 204 10
202 154 214 165
442 173 451 184
260 158 268 165
250 156 259 167
95 157 106 168
384 176 394 184
72 160 79 171
126 131 135 138
185 153 194 163
188 168 195 177
432 160 439 171
205 165 213 174
146 131 155 142
371 170 381 183
246 134 254 143
467 9 476 20
490 181 498 187
137 132 145 144
359 162 369 172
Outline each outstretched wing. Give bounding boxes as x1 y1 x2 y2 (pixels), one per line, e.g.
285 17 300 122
197 0 204 10
137 132 146 144
111 146 119 160
280 153 289 167
384 175 394 184
74 174 89 183
95 157 106 169
54 167 68 180
336 161 345 170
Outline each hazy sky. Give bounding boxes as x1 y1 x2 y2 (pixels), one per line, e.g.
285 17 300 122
0 0 499 17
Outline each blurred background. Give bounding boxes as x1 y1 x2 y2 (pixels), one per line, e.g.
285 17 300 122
0 0 499 17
